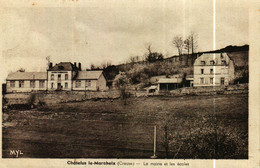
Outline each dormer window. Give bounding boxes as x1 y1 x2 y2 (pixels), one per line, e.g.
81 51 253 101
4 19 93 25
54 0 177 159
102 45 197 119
221 60 227 66
201 61 206 65
210 60 215 65
58 66 64 70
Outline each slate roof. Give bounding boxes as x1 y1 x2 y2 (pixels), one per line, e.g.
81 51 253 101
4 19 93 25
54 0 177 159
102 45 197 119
75 71 103 80
194 53 232 66
6 72 47 80
186 75 194 79
157 78 182 84
48 62 78 71
147 85 157 90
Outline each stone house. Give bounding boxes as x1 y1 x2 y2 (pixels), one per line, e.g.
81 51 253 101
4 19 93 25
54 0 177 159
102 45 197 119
6 62 108 93
193 53 235 87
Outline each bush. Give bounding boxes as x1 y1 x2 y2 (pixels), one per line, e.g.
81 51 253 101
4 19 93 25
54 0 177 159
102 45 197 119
27 93 37 107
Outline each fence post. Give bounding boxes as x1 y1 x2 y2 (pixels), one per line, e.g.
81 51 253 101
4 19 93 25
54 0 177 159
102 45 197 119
151 125 157 158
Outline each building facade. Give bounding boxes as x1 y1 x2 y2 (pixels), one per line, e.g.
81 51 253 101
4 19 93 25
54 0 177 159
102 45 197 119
193 53 235 87
6 72 47 93
6 62 108 93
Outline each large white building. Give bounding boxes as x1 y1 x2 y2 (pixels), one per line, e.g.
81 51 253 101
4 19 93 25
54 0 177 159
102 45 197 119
193 53 235 87
6 62 108 93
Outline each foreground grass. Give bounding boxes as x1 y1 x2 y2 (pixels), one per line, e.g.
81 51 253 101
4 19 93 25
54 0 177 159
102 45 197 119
2 94 248 158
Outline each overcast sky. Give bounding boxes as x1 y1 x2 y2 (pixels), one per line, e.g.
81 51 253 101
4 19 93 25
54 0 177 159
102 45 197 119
1 0 249 76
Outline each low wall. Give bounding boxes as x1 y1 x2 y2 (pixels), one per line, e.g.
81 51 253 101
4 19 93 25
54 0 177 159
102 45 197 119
169 83 248 96
3 90 121 105
3 84 248 106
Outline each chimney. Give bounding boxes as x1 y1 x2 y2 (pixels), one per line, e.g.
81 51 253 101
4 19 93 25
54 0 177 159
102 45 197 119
74 62 77 68
78 62 81 71
49 62 53 69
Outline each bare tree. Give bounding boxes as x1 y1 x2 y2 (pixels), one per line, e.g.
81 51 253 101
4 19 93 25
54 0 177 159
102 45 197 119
184 38 191 66
101 62 112 69
189 32 198 54
184 39 191 55
45 56 51 70
128 56 140 63
172 36 184 56
145 44 164 62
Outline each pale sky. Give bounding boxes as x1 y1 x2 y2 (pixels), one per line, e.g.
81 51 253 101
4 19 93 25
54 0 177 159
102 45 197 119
1 0 249 78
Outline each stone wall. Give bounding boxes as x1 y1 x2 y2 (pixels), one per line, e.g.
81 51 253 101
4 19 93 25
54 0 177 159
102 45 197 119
169 83 248 96
4 90 121 105
3 84 248 106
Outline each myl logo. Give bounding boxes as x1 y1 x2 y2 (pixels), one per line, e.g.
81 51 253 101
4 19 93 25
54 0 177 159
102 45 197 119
9 150 23 158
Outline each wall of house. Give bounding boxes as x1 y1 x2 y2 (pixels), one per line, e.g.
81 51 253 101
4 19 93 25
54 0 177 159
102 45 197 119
97 74 108 91
47 71 72 90
6 80 47 93
193 53 235 87
72 79 98 91
193 65 233 86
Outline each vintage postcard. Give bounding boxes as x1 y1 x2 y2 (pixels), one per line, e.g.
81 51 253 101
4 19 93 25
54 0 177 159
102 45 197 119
0 0 259 167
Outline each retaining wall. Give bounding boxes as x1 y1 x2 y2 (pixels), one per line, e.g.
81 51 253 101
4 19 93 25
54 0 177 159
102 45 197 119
3 90 121 105
3 84 248 105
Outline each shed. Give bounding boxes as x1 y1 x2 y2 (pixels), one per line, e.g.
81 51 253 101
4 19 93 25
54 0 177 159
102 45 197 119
157 78 183 91
146 85 157 93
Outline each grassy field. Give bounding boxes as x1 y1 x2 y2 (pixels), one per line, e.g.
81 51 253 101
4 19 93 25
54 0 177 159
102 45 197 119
2 94 248 159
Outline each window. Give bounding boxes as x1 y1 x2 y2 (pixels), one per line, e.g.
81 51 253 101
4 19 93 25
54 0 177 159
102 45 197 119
200 78 204 84
51 74 54 80
30 80 35 88
76 80 81 88
221 60 227 66
210 78 214 84
85 80 91 87
65 82 68 88
210 69 214 74
58 66 64 70
65 74 68 80
58 74 61 81
201 61 205 65
221 78 225 85
39 80 45 88
210 60 215 65
19 81 24 88
10 81 15 87
220 53 224 59
201 69 204 74
51 82 54 89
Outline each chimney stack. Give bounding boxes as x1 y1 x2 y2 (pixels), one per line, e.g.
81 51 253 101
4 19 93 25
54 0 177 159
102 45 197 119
49 62 53 69
78 62 81 71
74 62 77 68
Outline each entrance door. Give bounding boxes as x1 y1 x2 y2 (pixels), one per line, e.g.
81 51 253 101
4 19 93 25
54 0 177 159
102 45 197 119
57 83 62 90
221 78 225 85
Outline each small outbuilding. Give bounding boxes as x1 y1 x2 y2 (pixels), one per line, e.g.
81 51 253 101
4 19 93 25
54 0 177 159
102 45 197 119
157 77 183 91
146 85 158 94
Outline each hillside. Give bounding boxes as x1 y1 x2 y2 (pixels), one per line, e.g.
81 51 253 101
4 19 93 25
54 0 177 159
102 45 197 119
104 45 249 88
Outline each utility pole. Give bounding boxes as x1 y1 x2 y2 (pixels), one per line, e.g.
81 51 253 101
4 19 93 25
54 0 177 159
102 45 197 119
150 125 157 158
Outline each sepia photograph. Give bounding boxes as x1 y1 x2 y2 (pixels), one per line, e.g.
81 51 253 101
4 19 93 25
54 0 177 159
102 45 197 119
1 0 251 162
